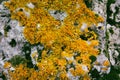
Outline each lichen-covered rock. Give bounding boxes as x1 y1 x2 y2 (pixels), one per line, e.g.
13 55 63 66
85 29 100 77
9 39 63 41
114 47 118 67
0 0 120 80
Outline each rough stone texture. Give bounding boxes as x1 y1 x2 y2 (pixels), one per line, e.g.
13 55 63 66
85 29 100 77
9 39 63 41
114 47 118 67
0 2 25 79
0 0 120 79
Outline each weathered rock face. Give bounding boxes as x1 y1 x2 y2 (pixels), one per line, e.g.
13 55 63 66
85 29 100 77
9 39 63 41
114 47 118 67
0 0 120 80
90 0 120 79
0 3 24 59
106 0 120 68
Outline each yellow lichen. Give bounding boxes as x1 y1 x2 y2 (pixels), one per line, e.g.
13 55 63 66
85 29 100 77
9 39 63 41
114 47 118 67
103 60 110 67
4 0 104 79
4 62 11 68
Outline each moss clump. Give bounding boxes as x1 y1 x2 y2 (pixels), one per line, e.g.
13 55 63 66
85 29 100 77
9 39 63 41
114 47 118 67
9 55 27 67
9 39 16 47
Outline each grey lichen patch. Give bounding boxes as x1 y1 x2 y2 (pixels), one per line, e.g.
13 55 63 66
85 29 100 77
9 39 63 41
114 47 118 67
107 24 120 66
49 10 67 21
107 0 120 27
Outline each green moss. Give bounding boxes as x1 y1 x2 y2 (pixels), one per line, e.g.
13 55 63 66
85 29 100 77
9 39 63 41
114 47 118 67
80 32 96 41
9 55 27 67
0 32 2 36
88 27 93 31
89 69 100 79
84 0 92 8
109 27 114 34
70 63 75 69
99 66 120 80
9 39 16 47
0 73 7 80
4 25 11 37
114 43 119 47
98 0 103 2
78 59 82 64
90 66 120 80
31 43 44 59
107 0 120 27
4 25 11 32
104 31 109 58
89 55 96 64
74 22 79 26
1 13 11 17
22 42 44 68
80 34 88 40
22 42 33 68
95 14 99 17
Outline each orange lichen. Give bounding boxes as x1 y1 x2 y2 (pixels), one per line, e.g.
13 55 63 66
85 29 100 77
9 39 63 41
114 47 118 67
103 60 110 67
4 0 104 79
4 62 11 68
